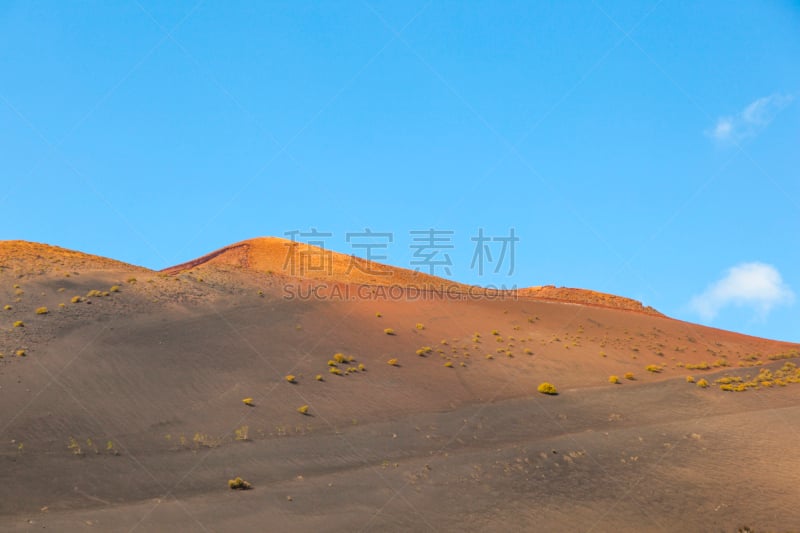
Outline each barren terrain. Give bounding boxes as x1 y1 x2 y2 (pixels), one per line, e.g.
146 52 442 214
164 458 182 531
1 239 799 532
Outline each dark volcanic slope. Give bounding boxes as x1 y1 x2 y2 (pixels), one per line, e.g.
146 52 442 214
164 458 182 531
1 240 799 532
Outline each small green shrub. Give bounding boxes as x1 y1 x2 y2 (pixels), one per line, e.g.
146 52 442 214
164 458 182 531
228 477 252 490
333 353 353 365
234 426 249 441
537 382 558 395
67 437 82 456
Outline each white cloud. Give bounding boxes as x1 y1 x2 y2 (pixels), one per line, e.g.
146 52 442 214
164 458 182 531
690 262 794 321
711 118 733 140
707 93 794 142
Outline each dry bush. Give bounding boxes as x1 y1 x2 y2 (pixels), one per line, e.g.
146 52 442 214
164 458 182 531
228 477 252 490
537 382 558 395
234 426 249 441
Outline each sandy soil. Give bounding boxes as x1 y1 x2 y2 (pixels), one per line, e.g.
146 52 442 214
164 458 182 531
1 240 799 532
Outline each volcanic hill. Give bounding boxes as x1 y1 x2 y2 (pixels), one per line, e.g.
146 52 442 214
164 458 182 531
1 238 798 532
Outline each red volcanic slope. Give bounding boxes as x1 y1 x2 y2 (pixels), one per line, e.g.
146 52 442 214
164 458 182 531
161 237 468 288
162 237 660 314
0 237 663 315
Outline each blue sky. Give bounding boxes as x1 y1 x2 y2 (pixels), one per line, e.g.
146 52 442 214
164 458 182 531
1 1 798 342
